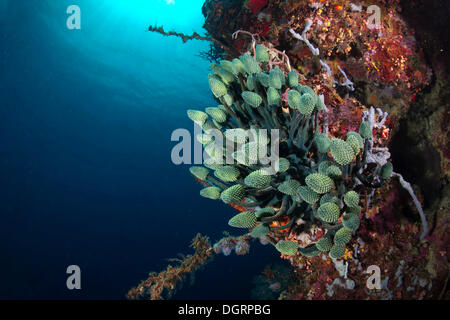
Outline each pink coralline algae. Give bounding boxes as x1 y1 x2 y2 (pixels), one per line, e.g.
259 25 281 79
368 189 401 234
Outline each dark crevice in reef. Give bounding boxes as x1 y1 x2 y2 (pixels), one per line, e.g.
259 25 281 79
390 118 442 210
400 0 450 75
389 0 450 213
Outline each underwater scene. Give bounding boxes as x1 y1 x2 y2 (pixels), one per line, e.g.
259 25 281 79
0 0 449 302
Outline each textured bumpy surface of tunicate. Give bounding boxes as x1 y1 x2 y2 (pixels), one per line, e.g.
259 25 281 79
347 135 361 156
330 138 355 166
315 133 331 153
228 211 257 228
320 193 340 206
257 73 269 87
275 241 299 256
211 63 234 85
267 87 281 106
246 75 256 91
200 187 221 200
255 45 269 63
186 44 393 261
381 162 393 179
344 191 359 208
241 53 261 74
298 93 315 115
287 70 298 87
316 236 333 252
276 157 290 173
347 131 364 147
269 68 282 89
242 91 262 108
318 202 340 223
305 173 333 194
220 185 245 204
244 169 271 189
287 89 301 110
220 60 233 73
326 165 342 178
189 166 209 181
205 107 227 123
329 244 346 259
250 223 270 238
214 166 240 183
334 227 352 245
359 121 372 139
343 214 360 232
232 58 246 75
347 206 361 216
318 161 332 174
209 77 227 98
297 186 320 204
187 110 208 126
278 179 301 195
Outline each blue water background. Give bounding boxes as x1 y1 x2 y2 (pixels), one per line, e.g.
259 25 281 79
0 0 281 299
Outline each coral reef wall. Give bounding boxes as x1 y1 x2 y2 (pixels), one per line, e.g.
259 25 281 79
197 0 449 299
138 0 449 300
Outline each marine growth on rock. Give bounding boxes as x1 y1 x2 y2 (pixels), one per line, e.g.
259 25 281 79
187 44 393 259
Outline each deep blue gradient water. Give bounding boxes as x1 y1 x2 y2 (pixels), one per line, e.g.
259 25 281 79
0 0 281 299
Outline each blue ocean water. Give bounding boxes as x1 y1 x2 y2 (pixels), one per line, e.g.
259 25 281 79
0 0 280 299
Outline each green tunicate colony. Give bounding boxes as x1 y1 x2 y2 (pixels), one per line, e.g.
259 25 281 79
186 44 392 259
